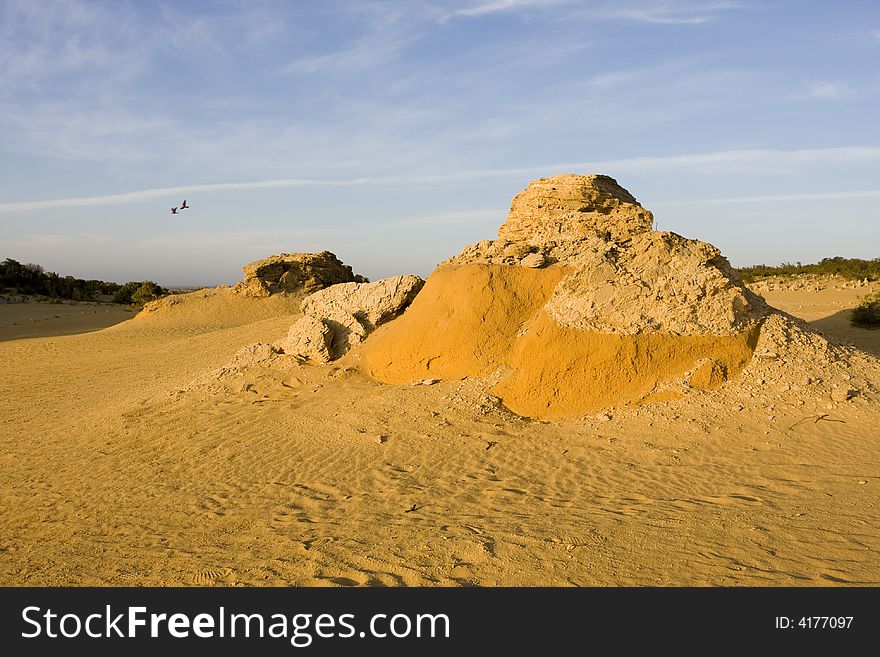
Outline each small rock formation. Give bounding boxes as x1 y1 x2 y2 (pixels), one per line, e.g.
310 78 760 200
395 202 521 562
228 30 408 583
278 274 424 362
499 173 654 243
240 251 367 297
361 174 772 419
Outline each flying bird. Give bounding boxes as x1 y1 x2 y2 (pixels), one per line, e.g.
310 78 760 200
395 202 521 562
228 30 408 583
180 200 189 209
171 207 178 214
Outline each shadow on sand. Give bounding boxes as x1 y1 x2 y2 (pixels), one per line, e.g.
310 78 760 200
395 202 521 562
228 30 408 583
808 309 880 357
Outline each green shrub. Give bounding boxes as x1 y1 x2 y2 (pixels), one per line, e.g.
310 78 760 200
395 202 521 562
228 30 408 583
112 281 141 304
851 294 880 328
113 280 166 306
130 281 162 307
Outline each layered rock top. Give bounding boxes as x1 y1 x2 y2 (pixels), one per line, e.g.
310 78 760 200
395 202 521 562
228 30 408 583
445 174 767 335
498 173 654 243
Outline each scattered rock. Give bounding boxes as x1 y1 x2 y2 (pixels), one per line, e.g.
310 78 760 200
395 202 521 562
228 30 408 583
688 359 728 390
520 252 546 268
831 388 857 403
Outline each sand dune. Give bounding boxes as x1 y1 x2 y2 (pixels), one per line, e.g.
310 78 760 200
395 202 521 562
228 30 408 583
0 301 132 342
0 276 876 586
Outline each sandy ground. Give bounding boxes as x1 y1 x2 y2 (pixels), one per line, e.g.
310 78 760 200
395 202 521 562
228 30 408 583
754 278 880 357
0 301 132 341
0 279 878 586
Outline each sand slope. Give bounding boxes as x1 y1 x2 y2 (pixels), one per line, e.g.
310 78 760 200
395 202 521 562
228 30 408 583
1 280 878 586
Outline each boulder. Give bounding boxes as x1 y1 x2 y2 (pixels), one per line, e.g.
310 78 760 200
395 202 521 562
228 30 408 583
278 316 333 363
278 274 424 362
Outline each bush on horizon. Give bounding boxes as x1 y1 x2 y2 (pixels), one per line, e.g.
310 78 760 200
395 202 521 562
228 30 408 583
130 281 164 307
738 256 880 283
851 293 880 328
113 280 166 307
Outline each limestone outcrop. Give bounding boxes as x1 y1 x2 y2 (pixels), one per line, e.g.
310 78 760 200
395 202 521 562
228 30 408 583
278 274 424 362
498 173 654 243
240 251 366 297
361 174 772 419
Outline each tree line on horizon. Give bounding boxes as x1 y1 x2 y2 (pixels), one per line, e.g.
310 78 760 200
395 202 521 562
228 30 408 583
1 258 166 306
737 256 880 282
5 254 878 310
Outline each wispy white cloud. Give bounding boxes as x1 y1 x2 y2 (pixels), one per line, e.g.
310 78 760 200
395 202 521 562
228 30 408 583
593 146 880 175
0 99 173 163
278 1 417 75
7 227 338 256
658 189 880 205
449 0 741 23
389 209 501 226
450 0 567 18
601 2 742 25
5 231 120 250
566 1 744 25
802 80 851 100
4 146 879 214
0 178 342 213
138 228 340 251
279 34 417 75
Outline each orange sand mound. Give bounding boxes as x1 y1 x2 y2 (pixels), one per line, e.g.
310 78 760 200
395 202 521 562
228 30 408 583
362 264 566 380
495 312 759 419
362 264 759 418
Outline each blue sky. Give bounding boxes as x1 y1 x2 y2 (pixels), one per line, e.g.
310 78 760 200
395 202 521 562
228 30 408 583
1 0 879 286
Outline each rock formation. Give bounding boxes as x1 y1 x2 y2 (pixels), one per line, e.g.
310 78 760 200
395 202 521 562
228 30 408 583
361 174 771 419
279 274 424 362
240 251 367 297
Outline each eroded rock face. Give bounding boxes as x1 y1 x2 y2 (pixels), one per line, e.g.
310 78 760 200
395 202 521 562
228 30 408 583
362 173 771 418
301 274 425 331
241 251 367 297
278 274 424 362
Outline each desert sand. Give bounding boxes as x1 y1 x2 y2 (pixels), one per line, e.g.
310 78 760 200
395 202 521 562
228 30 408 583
0 301 132 342
2 177 879 587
